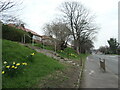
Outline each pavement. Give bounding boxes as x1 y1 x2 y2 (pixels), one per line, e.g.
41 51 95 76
81 55 118 88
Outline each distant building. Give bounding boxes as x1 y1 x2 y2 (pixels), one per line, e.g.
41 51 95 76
7 24 59 46
8 23 42 42
40 35 58 46
8 24 57 45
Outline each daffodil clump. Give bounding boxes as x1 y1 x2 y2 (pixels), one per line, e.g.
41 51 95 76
2 61 28 77
2 52 35 76
31 53 35 56
69 53 77 57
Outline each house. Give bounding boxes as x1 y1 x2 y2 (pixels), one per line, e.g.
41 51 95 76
7 24 58 46
8 23 42 43
40 35 56 46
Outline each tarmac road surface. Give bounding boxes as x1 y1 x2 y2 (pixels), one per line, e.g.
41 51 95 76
81 54 119 88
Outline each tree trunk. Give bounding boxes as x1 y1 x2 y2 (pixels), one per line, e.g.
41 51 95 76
74 39 80 54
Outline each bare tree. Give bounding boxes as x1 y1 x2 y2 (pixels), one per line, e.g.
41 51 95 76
0 0 16 13
0 0 23 13
59 1 98 54
1 14 26 25
44 21 71 50
0 0 23 24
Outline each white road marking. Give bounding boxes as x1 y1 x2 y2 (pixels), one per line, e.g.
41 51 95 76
89 70 95 75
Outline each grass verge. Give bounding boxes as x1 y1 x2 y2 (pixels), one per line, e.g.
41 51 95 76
79 54 89 88
2 39 65 88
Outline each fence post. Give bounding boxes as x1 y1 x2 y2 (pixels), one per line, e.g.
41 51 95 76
24 34 25 43
54 41 56 53
32 38 34 46
80 58 82 66
21 36 23 43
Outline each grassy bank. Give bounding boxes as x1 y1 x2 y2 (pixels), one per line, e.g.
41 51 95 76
33 43 89 60
34 43 54 51
2 39 65 88
57 47 89 60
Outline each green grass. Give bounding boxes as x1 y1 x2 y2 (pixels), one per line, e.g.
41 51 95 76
2 40 35 63
57 47 77 59
34 43 54 51
34 43 89 60
2 39 65 88
32 42 89 63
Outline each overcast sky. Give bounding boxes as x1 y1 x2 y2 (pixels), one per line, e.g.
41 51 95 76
18 0 118 49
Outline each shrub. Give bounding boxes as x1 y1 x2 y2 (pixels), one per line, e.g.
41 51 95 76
2 24 31 43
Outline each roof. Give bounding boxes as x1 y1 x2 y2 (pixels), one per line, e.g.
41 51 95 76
8 24 41 37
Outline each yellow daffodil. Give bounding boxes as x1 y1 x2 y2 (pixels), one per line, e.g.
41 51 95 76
22 63 27 65
24 63 27 65
2 71 5 74
6 66 10 68
31 53 35 56
70 53 75 56
3 61 7 64
16 63 20 66
13 62 15 64
11 66 15 68
14 67 17 69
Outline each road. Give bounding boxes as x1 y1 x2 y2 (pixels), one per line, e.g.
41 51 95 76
93 54 118 75
81 54 119 88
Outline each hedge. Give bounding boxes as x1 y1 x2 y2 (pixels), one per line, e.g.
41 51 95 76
2 24 32 43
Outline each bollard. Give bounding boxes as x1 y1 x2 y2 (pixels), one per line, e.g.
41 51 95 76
99 58 106 72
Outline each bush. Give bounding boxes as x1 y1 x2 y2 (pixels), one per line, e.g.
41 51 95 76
2 24 32 43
